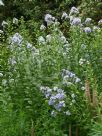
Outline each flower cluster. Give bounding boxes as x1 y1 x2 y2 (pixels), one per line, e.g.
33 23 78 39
9 33 39 54
44 14 55 26
9 33 23 46
40 24 46 30
40 86 69 116
71 17 81 26
79 58 90 66
85 18 92 25
83 27 92 34
61 12 69 20
68 7 94 34
62 69 81 86
69 7 79 16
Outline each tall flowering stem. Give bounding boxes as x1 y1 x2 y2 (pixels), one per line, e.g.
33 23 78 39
85 79 91 103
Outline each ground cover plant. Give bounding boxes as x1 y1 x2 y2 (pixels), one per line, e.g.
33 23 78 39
0 1 102 136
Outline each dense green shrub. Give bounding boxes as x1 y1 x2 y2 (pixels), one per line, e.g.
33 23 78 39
0 2 102 136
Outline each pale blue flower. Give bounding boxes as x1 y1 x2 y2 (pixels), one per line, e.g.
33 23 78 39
26 42 32 49
85 18 92 24
10 33 23 46
56 92 65 100
84 27 92 34
44 14 55 26
61 12 69 19
71 17 81 26
69 7 79 15
54 101 65 111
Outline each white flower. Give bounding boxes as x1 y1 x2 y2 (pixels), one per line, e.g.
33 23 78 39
60 36 67 43
38 36 45 45
40 24 46 30
0 72 3 77
81 44 86 49
46 34 52 43
34 49 39 55
0 0 4 6
69 7 79 15
13 18 18 25
0 30 3 34
64 110 71 116
9 57 17 65
26 42 32 49
93 26 100 31
72 99 76 103
79 58 86 65
2 21 8 26
75 78 81 83
71 93 75 98
84 27 92 34
69 16 74 23
51 110 57 117
61 12 69 19
9 79 14 84
71 17 81 26
59 30 64 37
2 79 7 86
85 18 92 24
81 86 85 91
53 20 60 26
53 86 58 91
98 19 102 26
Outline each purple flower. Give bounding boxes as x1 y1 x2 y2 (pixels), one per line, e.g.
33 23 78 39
56 92 65 100
54 101 65 111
